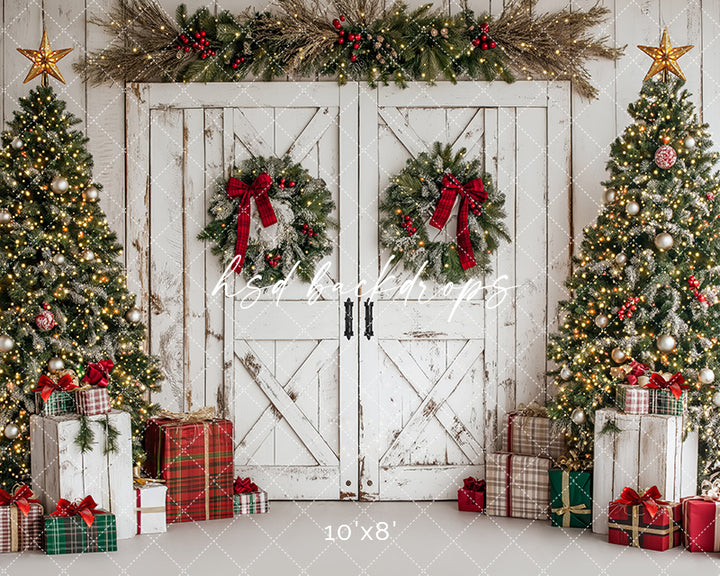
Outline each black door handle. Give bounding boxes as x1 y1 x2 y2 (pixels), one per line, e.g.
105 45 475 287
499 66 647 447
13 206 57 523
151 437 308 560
344 298 354 340
364 299 374 340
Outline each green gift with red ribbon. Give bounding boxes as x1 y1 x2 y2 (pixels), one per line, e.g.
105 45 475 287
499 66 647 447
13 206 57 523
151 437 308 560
643 372 691 416
0 485 43 552
608 486 682 551
43 495 117 555
32 372 78 416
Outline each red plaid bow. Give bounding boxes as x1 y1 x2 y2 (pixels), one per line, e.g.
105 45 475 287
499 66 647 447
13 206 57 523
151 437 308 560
225 173 277 273
234 477 259 494
0 485 39 517
644 372 690 399
429 173 488 270
50 495 99 527
82 359 114 388
613 486 667 519
32 373 78 402
462 477 485 492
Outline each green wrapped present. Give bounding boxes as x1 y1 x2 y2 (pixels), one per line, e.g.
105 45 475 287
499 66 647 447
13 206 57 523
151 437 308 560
549 469 592 528
33 371 79 416
645 372 690 416
43 497 117 555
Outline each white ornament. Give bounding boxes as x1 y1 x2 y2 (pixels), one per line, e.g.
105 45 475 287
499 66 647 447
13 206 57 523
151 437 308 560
51 175 69 193
47 357 65 372
604 189 617 204
685 136 696 149
699 368 715 385
595 314 609 329
615 253 627 265
571 407 586 425
82 186 99 202
52 253 66 265
83 250 95 262
0 334 14 353
713 391 720 407
0 210 10 224
3 422 19 440
625 201 640 216
125 307 142 324
10 137 23 150
655 145 677 169
611 348 627 363
560 366 572 380
656 334 676 352
654 232 674 251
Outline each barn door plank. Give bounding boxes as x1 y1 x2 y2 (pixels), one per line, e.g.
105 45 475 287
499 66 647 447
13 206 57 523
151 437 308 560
451 108 485 158
285 107 336 162
378 107 427 157
233 109 272 157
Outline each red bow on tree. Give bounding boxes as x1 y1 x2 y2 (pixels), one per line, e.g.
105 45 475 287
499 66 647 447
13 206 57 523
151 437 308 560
234 477 259 494
429 173 488 271
49 496 99 527
0 485 40 517
82 359 114 388
644 372 691 399
462 477 486 492
225 173 277 274
32 373 78 402
613 486 667 519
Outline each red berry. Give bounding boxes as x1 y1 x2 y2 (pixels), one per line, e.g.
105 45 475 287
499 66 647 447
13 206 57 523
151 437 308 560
630 305 636 311
184 46 191 52
627 311 633 317
350 55 357 62
279 183 285 188
195 32 201 39
232 63 238 69
288 181 295 187
489 41 496 49
411 226 417 233
481 43 488 50
338 38 344 44
353 42 360 49
340 15 345 21
200 53 208 59
339 29 345 35
176 45 182 50
481 34 487 41
480 22 489 32
699 295 707 302
210 50 216 56
240 57 245 63
472 38 480 47
201 30 206 37
332 19 340 28
405 215 411 221
349 33 355 41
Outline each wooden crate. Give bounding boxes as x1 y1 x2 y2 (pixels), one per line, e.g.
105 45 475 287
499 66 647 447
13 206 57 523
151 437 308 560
30 410 134 540
592 408 698 535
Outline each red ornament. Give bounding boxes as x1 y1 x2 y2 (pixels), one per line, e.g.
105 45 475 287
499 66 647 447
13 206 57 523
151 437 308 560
35 309 56 331
654 145 677 169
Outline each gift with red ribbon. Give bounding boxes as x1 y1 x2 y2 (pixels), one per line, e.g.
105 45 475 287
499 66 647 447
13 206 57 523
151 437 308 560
644 372 691 415
81 359 114 388
44 496 117 554
33 372 78 416
608 486 681 551
33 373 77 402
50 496 99 527
0 485 43 553
234 477 259 494
458 476 486 512
429 173 488 271
233 476 268 515
225 172 277 273
76 360 113 416
682 480 720 552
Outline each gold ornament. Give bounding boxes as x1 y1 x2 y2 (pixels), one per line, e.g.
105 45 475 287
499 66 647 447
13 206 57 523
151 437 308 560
637 28 692 82
17 29 73 87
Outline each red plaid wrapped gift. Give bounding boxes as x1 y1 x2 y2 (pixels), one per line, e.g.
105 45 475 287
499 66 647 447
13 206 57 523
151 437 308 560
144 408 233 523
0 485 43 552
486 453 552 519
501 404 565 461
75 360 113 416
682 480 720 552
458 477 485 512
233 478 268 515
615 384 649 414
608 486 681 551
33 371 78 416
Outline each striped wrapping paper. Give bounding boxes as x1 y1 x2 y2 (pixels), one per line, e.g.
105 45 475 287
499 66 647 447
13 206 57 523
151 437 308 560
0 503 43 552
43 511 117 555
36 391 76 416
233 490 269 515
144 418 234 523
501 413 565 460
75 387 111 416
615 385 649 415
486 452 552 519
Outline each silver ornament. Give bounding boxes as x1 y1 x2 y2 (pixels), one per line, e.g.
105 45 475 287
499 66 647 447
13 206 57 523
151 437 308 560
3 422 19 440
654 232 674 251
50 175 69 193
595 314 609 329
10 136 23 150
611 348 627 363
604 189 617 204
713 391 720 407
83 250 95 262
48 357 65 372
0 210 10 225
560 366 572 380
82 186 99 202
571 407 586 425
625 201 640 216
656 334 676 353
699 368 715 385
615 253 627 265
52 253 66 265
125 307 142 324
685 136 696 149
0 334 14 353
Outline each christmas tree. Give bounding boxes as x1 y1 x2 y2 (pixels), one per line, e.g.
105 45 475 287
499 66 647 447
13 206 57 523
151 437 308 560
0 34 162 488
548 30 720 478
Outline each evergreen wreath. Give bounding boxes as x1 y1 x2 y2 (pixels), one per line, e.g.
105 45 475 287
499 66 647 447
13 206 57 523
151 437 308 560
199 155 335 287
379 143 510 283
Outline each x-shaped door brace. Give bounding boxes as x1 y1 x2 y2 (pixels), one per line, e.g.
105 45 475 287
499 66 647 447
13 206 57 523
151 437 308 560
380 339 484 466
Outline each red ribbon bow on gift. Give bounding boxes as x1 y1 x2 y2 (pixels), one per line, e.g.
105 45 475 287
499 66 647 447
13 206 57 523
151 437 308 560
429 173 488 271
626 361 648 386
462 477 485 492
0 485 40 517
614 486 668 519
234 477 259 494
225 173 277 274
644 372 690 399
50 495 99 527
32 373 78 402
82 359 114 388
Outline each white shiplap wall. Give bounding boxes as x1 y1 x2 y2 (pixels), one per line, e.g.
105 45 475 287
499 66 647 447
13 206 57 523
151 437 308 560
0 0 713 259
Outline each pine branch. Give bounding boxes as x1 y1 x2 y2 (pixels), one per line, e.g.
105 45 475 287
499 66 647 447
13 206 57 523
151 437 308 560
75 415 96 454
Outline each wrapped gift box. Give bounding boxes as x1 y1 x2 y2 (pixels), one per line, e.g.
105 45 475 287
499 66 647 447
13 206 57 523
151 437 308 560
135 481 168 534
233 490 269 515
144 416 233 523
75 387 111 416
608 498 682 551
615 384 649 415
649 389 686 416
592 408 697 535
30 411 134 540
457 477 485 513
682 495 720 552
500 409 565 460
486 453 552 519
36 391 76 417
44 509 117 554
0 486 43 552
549 469 592 528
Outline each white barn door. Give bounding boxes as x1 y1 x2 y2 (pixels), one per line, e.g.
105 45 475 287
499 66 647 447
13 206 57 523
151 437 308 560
358 82 570 500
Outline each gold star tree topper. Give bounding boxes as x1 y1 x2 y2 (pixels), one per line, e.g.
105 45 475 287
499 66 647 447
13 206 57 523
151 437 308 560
17 29 73 86
637 28 693 82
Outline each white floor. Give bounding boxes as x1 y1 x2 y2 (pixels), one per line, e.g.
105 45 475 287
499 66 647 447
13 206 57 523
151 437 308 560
1 501 720 575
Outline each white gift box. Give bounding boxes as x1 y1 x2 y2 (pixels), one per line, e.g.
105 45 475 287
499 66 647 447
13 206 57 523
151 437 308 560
592 408 698 534
135 482 167 534
29 410 135 540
